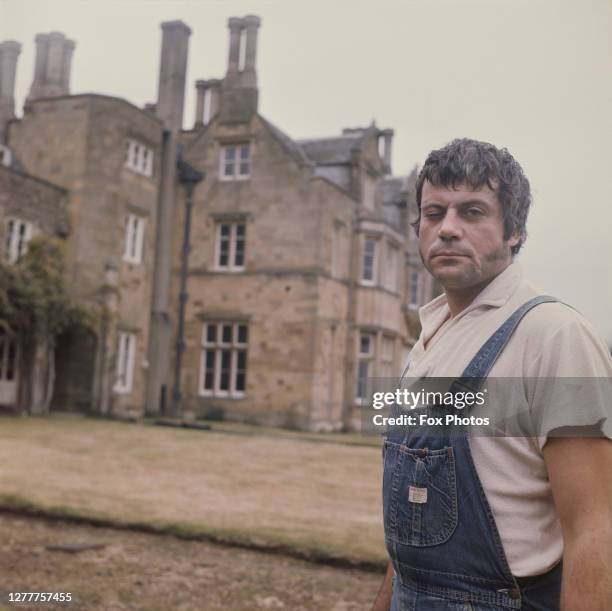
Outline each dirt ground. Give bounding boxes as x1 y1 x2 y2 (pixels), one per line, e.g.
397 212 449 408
0 513 383 611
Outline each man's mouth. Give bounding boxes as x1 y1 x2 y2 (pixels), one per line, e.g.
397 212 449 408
431 252 468 258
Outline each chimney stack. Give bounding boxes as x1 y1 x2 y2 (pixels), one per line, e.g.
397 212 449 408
219 15 261 123
381 128 394 175
156 20 191 132
194 79 221 128
0 40 21 143
26 32 75 103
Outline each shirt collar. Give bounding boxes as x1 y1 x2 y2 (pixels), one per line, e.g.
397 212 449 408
418 263 524 343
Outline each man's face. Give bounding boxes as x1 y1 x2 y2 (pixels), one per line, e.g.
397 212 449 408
418 181 519 290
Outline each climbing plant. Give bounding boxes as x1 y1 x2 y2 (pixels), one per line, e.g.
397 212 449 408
0 236 96 412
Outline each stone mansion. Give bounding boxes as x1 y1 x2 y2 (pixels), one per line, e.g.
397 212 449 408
0 16 436 430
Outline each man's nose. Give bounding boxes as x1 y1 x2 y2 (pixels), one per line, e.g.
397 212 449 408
438 210 462 240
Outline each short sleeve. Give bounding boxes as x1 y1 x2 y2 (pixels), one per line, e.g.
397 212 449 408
525 313 612 450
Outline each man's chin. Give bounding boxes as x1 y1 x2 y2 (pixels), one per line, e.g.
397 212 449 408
429 266 475 289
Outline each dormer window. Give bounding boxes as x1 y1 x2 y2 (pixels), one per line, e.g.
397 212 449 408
124 139 154 177
220 144 250 180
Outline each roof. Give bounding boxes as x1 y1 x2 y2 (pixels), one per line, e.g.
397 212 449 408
258 116 311 166
382 177 406 205
297 134 364 165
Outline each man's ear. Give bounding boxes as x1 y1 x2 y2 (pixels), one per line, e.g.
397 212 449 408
508 230 520 250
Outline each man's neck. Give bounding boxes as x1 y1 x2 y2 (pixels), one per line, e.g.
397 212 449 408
445 284 489 318
444 266 510 317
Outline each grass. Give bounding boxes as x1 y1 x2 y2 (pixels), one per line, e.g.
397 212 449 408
0 414 387 570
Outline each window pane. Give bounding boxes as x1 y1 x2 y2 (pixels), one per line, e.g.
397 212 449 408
236 373 245 392
220 224 231 237
360 334 371 355
235 349 247 392
222 324 232 343
362 239 376 281
236 223 245 237
234 238 244 266
224 147 236 161
237 325 248 344
220 349 231 390
206 324 216 344
204 350 215 390
357 360 369 399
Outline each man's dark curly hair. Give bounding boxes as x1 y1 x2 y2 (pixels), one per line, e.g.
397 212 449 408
414 138 531 256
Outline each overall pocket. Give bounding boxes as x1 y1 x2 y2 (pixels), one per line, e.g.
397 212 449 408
383 441 458 547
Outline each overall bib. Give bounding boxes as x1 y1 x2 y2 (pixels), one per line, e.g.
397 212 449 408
383 296 562 610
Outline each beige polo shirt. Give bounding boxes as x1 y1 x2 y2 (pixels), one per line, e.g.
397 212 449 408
405 263 612 576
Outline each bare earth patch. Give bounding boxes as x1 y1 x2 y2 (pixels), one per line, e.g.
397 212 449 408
0 513 382 611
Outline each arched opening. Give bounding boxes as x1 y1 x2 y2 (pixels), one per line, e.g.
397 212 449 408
51 325 97 413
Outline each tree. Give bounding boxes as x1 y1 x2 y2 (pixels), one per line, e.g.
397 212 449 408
0 237 96 414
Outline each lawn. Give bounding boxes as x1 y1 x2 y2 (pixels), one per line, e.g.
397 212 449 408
0 415 387 569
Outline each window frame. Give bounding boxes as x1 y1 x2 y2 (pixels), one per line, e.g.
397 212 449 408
361 237 378 285
409 269 421 309
124 139 154 177
215 221 246 272
219 144 250 181
199 321 248 398
114 331 136 394
4 217 33 264
123 214 146 265
356 331 375 401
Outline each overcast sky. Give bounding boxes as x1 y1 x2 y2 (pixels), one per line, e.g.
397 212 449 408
2 0 611 343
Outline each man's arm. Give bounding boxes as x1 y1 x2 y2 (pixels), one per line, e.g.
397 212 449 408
543 437 612 611
371 561 394 611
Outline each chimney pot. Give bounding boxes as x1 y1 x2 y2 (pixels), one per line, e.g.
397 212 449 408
26 32 75 103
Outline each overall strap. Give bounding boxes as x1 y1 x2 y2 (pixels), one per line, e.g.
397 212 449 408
451 295 559 394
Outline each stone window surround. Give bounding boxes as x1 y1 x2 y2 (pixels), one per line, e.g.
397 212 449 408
214 218 246 272
360 235 378 286
355 327 399 404
198 320 248 399
356 330 375 402
124 138 154 177
358 230 403 291
218 139 252 181
123 213 146 265
4 217 33 264
114 330 137 394
408 268 421 310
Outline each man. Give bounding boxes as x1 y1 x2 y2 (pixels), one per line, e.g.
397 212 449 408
371 139 612 610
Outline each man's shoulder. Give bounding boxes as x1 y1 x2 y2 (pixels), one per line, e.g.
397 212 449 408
507 280 594 340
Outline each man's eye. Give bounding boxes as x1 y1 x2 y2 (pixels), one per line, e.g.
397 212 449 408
423 211 443 219
464 208 484 217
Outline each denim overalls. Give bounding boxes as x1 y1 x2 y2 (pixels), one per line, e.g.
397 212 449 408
383 296 562 610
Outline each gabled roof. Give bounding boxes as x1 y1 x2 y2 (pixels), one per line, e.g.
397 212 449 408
297 133 365 165
258 115 311 166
